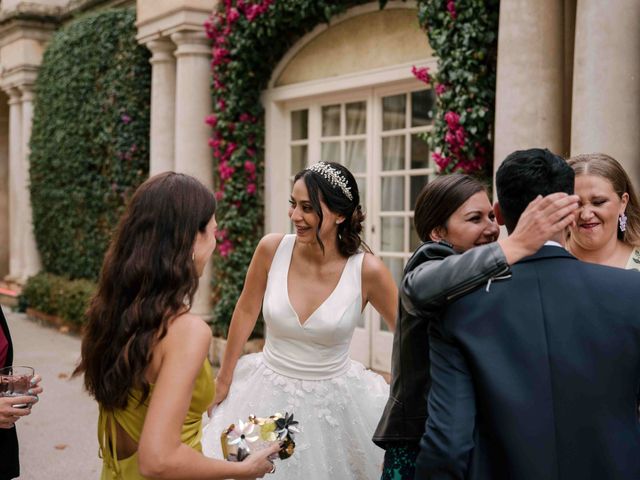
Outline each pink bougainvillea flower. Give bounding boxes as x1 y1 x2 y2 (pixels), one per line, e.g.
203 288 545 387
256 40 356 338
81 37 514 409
411 66 431 84
435 83 447 96
218 239 234 257
219 160 235 180
455 127 466 145
444 111 460 128
217 99 226 112
432 152 450 170
225 142 237 157
212 47 230 65
121 114 131 124
244 160 256 174
215 190 224 201
445 131 456 146
246 183 257 195
215 228 228 241
239 113 252 123
205 114 218 127
227 7 240 24
447 0 457 19
246 147 256 157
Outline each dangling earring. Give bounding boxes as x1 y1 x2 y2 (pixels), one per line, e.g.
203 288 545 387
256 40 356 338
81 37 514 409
619 213 628 232
192 251 196 261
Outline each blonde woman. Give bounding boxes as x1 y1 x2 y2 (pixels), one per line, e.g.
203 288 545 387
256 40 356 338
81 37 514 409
567 153 640 271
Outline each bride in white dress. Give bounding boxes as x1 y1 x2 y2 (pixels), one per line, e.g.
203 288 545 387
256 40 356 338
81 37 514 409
203 162 398 479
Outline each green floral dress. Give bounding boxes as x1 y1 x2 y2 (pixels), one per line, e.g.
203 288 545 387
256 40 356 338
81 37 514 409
626 247 640 271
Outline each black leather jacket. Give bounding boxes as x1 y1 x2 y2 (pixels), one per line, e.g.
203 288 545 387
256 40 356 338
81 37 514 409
373 241 509 447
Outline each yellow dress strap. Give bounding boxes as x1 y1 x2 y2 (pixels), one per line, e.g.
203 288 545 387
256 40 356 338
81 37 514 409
98 407 122 479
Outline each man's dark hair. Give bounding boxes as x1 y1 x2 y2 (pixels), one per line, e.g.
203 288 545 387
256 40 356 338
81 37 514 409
496 148 574 233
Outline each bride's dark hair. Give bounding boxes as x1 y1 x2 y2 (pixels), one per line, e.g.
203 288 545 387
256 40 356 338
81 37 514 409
74 172 216 410
294 162 370 257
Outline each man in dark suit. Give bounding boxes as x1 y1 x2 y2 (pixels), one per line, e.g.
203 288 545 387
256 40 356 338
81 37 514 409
414 148 640 480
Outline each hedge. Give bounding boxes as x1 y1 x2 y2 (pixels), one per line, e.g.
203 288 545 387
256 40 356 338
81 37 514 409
29 8 151 280
20 273 95 327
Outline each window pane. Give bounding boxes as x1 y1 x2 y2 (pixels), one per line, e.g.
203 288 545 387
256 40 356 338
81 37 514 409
346 101 366 135
411 90 435 127
409 219 422 251
411 134 430 170
322 104 341 137
410 175 429 210
321 141 340 163
345 140 366 173
291 145 307 174
381 257 405 331
291 109 308 140
381 217 404 252
355 176 366 206
382 94 406 131
381 176 404 211
382 136 405 171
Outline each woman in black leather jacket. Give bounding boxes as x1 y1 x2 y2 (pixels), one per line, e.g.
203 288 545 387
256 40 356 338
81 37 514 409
373 174 579 479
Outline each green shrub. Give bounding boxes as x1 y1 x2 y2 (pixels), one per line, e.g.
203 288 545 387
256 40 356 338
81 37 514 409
20 273 96 326
29 8 150 280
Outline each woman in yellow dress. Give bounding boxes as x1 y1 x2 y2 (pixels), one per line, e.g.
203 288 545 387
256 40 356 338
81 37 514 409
74 172 279 479
567 153 640 271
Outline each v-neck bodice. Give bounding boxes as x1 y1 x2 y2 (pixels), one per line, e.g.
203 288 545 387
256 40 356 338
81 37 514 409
262 234 364 380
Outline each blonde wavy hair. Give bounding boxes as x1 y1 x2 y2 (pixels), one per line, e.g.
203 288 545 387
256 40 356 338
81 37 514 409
568 153 640 247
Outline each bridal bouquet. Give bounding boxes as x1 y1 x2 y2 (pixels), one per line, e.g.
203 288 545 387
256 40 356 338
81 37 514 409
220 412 299 462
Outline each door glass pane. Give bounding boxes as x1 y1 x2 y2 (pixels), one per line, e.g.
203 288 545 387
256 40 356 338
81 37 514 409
381 217 404 252
321 141 340 163
381 176 404 211
381 257 405 331
291 109 308 140
355 176 366 206
291 145 307 174
345 140 366 173
382 94 406 131
409 219 422 251
411 134 430 170
382 136 405 171
346 101 366 135
322 104 341 136
411 90 435 127
410 175 429 210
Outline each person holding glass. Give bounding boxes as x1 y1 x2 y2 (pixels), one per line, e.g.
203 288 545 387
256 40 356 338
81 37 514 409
73 172 279 480
0 306 42 480
567 153 640 271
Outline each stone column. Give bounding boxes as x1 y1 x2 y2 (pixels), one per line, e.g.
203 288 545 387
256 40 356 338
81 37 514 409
571 0 640 183
172 30 213 318
147 38 177 175
6 88 23 281
19 85 41 280
493 0 566 174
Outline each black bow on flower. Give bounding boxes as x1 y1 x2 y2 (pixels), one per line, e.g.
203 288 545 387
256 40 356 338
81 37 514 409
274 412 300 440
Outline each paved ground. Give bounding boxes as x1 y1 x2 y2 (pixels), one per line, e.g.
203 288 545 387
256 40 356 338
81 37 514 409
6 310 101 479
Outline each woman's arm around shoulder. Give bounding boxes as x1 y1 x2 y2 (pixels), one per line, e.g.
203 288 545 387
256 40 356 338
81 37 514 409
138 313 278 479
362 252 398 332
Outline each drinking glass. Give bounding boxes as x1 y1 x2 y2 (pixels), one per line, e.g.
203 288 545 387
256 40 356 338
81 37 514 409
0 366 34 408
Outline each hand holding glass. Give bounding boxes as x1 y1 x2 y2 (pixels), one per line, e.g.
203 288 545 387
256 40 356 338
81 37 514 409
0 366 35 408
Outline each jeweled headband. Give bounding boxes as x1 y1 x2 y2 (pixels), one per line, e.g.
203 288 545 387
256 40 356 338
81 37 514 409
306 162 353 201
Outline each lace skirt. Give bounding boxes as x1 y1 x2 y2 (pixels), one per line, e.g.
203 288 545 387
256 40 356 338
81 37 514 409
202 352 389 480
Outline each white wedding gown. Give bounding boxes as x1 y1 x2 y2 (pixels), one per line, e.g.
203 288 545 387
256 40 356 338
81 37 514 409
203 234 389 479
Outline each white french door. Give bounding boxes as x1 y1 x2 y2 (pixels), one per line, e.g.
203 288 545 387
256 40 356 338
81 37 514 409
267 74 436 372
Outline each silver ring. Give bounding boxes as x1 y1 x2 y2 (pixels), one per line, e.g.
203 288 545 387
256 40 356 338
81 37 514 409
269 464 276 474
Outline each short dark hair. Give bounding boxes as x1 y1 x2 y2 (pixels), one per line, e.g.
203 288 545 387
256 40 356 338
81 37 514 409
496 148 574 232
414 173 487 242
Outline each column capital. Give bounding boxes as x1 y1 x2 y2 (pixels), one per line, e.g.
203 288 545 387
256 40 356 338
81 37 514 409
171 31 211 58
147 37 177 64
5 86 22 104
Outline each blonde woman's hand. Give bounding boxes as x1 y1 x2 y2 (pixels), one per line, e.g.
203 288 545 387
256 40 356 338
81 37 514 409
0 395 38 429
211 376 231 411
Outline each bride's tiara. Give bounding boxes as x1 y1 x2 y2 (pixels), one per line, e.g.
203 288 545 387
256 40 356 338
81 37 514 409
306 162 353 201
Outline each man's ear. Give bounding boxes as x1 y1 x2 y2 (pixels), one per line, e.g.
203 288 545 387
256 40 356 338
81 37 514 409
493 202 506 226
429 226 446 242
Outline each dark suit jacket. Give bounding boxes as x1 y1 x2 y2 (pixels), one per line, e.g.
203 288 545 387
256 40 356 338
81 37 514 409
0 306 19 480
415 246 640 480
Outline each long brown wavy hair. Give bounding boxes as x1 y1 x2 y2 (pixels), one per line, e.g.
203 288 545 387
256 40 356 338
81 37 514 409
74 172 216 410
